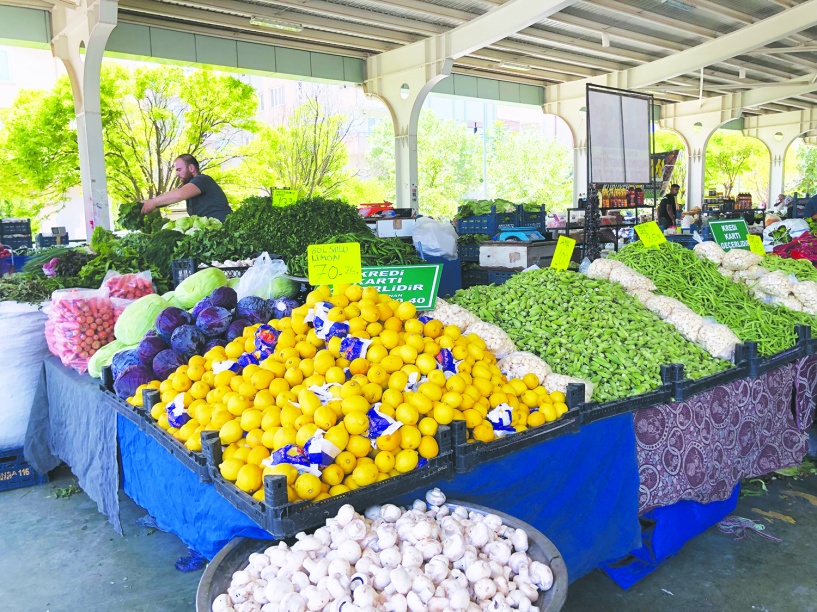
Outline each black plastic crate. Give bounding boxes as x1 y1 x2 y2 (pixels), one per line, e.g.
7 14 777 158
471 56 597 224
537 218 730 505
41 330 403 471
0 447 48 492
35 234 68 248
203 427 454 537
451 386 582 474
459 243 482 262
519 205 547 232
0 219 32 237
661 363 749 402
580 384 672 424
2 235 32 250
171 257 280 288
664 234 699 250
487 269 518 285
461 267 490 288
100 387 148 430
734 326 810 377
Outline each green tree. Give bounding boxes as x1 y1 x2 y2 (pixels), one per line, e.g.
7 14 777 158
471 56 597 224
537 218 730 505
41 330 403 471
705 131 769 199
794 142 817 194
486 123 573 211
239 97 355 199
654 131 687 205
0 63 259 222
368 111 481 218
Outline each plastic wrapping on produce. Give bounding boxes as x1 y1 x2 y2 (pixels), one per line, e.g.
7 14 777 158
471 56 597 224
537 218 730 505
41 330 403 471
426 300 478 330
643 294 682 319
235 253 288 300
627 288 654 303
756 269 795 298
586 257 624 280
544 373 593 403
412 217 458 260
791 280 817 312
692 242 725 265
721 249 762 271
608 266 656 291
464 320 516 359
497 351 552 382
0 301 50 448
665 309 705 343
696 323 741 362
101 270 155 300
771 295 805 312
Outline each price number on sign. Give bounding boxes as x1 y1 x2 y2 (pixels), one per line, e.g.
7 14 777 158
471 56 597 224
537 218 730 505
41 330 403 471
550 235 576 271
634 221 667 248
272 189 299 207
747 234 766 256
308 243 362 286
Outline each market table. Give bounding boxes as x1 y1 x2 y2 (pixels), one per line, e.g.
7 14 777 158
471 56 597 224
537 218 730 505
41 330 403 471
22 355 816 584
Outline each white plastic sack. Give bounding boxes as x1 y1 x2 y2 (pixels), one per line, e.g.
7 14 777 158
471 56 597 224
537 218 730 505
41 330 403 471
763 219 810 247
697 323 741 362
0 301 50 448
235 252 288 300
412 217 458 260
497 351 552 383
543 373 594 403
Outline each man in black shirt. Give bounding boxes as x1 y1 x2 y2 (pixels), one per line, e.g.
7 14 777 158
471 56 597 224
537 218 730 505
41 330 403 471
657 183 680 229
140 154 232 222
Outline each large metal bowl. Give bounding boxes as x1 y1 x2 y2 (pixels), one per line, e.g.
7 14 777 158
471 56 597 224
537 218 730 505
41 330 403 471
197 500 568 612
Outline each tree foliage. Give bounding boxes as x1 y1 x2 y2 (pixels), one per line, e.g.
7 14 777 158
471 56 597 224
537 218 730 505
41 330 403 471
240 95 355 199
705 131 769 199
654 131 687 205
0 63 259 221
792 142 817 195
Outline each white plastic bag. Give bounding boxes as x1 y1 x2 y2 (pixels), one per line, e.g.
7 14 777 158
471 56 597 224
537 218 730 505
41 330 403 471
235 252 288 300
0 301 51 448
412 217 458 259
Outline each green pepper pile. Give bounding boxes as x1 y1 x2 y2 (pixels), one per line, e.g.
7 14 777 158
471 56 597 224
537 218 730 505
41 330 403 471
287 232 423 277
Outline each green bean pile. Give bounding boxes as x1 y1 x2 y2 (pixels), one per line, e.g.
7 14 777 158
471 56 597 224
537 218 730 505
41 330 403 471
613 241 816 356
450 269 729 402
761 255 817 282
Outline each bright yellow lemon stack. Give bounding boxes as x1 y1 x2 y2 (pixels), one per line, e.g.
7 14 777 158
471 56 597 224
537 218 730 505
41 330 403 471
128 285 567 505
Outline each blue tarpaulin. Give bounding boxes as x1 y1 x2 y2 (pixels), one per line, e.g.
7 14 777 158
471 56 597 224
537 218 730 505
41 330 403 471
118 416 272 558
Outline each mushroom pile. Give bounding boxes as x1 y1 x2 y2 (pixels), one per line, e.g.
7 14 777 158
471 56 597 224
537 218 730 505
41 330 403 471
213 489 553 612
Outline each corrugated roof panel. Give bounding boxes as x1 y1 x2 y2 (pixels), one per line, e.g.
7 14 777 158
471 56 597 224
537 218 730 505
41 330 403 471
576 0 734 33
704 0 780 20
319 0 465 27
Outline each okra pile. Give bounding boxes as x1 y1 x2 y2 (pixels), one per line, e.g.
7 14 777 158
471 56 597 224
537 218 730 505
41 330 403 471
613 241 817 356
451 268 730 403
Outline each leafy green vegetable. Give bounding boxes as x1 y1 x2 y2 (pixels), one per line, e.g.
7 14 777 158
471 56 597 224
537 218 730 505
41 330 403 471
0 273 85 304
117 201 167 234
91 227 118 256
288 232 422 277
54 251 94 277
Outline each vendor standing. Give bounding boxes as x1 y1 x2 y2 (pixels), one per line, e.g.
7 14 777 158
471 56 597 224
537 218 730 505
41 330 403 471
657 184 680 229
140 154 232 222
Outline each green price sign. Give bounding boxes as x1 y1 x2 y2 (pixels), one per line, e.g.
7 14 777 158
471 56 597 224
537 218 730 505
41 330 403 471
634 221 667 248
308 242 362 285
272 189 299 206
358 264 443 310
709 219 750 252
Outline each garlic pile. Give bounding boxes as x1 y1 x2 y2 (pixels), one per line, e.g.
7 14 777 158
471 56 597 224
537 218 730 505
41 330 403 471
590 258 741 361
693 242 817 315
212 489 553 612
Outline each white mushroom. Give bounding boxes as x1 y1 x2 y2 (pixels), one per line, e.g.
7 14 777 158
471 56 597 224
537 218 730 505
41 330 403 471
372 567 392 590
488 561 504 579
412 574 435 602
528 562 553 591
401 547 424 568
376 524 398 550
313 527 332 547
465 560 492 584
302 586 331 612
279 592 307 612
291 571 311 592
494 577 510 597
364 505 382 520
337 540 362 564
355 556 379 576
427 597 449 612
232 570 252 587
383 593 407 612
293 535 323 553
327 558 353 578
474 578 497 601
248 554 271 571
349 572 370 591
484 541 512 566
453 506 469 520
416 538 443 560
406 591 426 612
352 585 378 608
483 515 503 533
511 529 529 553
303 559 329 584
390 567 412 595
379 546 402 569
228 585 250 605
436 505 450 518
508 552 530 575
212 594 232 612
453 549 478 572
449 587 471 610
237 602 262 612
424 558 450 585
264 578 294 604
253 586 270 605
381 504 402 523
512 577 539 603
325 576 347 601
425 488 447 507
412 499 427 512
344 519 368 542
336 505 356 528
467 523 491 549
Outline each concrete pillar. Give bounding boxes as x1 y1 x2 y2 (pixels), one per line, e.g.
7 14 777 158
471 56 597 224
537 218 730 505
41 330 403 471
543 101 586 207
50 0 117 239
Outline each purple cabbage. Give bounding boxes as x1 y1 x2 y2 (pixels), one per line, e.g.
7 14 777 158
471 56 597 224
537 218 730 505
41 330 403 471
209 286 237 310
196 306 233 337
226 318 250 342
204 338 227 352
136 335 168 367
270 297 299 319
191 297 213 318
153 349 186 380
112 349 142 380
171 324 206 358
155 307 193 343
236 296 269 325
114 364 154 399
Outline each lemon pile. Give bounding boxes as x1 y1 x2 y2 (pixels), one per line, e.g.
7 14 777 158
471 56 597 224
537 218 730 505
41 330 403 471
128 285 568 505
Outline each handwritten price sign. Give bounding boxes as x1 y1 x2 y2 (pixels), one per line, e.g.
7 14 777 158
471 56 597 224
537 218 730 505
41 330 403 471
308 242 362 285
634 221 667 248
747 234 766 256
272 189 299 207
550 235 576 271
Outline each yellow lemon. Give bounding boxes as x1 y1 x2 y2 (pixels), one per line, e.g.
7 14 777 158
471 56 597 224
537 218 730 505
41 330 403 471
250 369 275 391
473 422 495 443
397 344 418 365
295 423 319 448
380 355 404 374
314 405 338 430
362 383 383 404
418 417 438 437
219 419 244 445
246 444 270 465
523 373 540 390
351 462 379 487
403 318 424 335
235 464 263 493
382 388 404 408
395 403 419 426
409 392 433 415
295 473 322 500
226 394 250 416
423 319 444 338
376 430 401 452
210 409 233 430
325 423 350 451
273 426 297 450
298 389 322 416
341 395 370 416
263 463 298 485
335 450 357 474
419 382 443 402
185 431 202 452
150 402 165 421
340 380 363 399
172 373 192 393
415 353 437 375
400 426 421 450
527 411 546 427
550 391 566 404
441 391 463 409
418 435 439 459
374 450 395 473
329 484 351 496
346 435 372 458
240 409 263 432
344 411 369 436
394 449 419 472
554 402 569 417
379 329 400 350
190 381 209 400
261 407 282 430
254 390 275 410
220 458 245 481
321 463 345 486
433 403 454 425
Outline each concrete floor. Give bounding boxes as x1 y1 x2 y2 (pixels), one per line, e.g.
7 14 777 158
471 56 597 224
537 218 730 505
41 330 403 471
1 466 816 612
